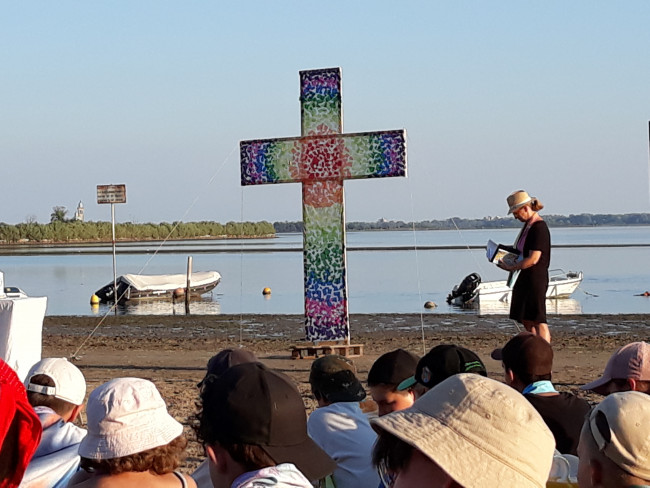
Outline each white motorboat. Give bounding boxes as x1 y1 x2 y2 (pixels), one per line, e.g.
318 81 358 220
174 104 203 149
447 269 583 307
94 271 221 303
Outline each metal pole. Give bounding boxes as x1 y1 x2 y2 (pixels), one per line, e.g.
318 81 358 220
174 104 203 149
111 203 117 305
185 256 192 314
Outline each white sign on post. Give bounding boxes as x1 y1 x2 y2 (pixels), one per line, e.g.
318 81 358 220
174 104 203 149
97 184 126 306
97 184 127 204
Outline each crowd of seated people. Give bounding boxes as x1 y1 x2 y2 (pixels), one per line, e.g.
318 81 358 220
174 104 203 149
2 339 650 488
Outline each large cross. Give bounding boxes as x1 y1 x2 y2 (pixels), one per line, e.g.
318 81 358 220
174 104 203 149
240 67 407 342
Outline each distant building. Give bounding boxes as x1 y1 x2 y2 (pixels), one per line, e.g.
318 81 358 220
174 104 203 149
74 201 84 222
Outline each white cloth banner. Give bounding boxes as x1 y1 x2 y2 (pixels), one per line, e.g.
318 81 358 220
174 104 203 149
0 296 48 381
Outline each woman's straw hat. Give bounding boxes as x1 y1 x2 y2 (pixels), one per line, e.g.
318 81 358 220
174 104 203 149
507 190 533 214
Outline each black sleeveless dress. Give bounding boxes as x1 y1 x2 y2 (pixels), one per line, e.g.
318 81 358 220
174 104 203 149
509 220 551 324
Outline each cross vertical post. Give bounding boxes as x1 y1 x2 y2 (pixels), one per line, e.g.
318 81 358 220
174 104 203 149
240 68 407 342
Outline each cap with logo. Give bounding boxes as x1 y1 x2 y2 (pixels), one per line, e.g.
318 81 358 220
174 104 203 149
398 344 486 391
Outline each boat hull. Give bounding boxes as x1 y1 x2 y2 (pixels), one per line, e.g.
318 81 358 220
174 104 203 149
95 271 221 304
450 270 583 306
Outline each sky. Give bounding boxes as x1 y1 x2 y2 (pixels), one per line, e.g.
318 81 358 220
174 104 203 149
2 1 650 225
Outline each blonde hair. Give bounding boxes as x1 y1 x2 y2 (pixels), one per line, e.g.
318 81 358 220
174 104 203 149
530 198 544 212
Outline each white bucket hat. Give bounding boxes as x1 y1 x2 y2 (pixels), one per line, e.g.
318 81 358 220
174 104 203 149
371 373 555 488
79 377 183 459
25 357 87 406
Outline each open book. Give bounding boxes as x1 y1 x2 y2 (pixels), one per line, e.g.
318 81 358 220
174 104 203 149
486 240 520 267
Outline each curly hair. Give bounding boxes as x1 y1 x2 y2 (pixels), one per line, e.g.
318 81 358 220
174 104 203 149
79 435 187 475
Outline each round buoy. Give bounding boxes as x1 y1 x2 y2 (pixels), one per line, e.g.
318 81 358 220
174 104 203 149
262 287 272 296
424 301 437 309
173 287 185 298
90 294 100 305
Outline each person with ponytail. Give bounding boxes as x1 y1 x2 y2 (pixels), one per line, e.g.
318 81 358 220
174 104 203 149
498 190 552 342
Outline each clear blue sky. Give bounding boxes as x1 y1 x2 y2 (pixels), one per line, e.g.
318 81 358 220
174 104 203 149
2 1 650 225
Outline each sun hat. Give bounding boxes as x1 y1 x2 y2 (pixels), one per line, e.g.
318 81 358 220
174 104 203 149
507 190 534 214
197 348 257 388
309 354 366 402
581 342 650 395
397 344 486 391
368 349 419 387
587 391 650 480
204 362 336 482
372 373 555 488
25 357 87 406
0 359 42 488
78 377 183 460
492 332 553 378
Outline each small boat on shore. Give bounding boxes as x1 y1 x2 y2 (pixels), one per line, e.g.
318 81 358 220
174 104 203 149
94 271 221 303
447 269 583 307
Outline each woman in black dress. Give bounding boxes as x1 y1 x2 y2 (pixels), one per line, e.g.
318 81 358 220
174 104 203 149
498 190 551 342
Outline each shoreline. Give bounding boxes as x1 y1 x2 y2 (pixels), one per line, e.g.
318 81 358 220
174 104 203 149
41 313 650 471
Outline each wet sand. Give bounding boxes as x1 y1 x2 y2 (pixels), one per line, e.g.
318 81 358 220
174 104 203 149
42 313 650 471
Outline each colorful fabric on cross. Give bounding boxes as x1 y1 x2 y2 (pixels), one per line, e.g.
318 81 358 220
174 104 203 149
240 131 406 185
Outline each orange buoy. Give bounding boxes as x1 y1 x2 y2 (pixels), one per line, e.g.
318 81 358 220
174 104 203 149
262 287 272 296
173 287 185 298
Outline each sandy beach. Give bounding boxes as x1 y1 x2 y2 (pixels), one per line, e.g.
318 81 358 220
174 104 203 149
42 313 650 471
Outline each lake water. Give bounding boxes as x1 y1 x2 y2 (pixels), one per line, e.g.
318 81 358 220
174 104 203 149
0 226 648 316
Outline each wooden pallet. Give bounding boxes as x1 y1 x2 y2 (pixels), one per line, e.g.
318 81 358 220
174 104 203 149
291 342 364 359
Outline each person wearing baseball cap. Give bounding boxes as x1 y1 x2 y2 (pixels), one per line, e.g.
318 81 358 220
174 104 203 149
193 348 259 488
581 342 650 396
371 373 556 488
22 357 88 488
397 344 487 398
308 355 380 488
577 391 650 487
197 362 335 488
495 332 590 455
367 349 420 417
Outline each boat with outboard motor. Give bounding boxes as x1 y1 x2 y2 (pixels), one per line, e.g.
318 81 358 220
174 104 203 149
94 271 221 303
446 269 583 307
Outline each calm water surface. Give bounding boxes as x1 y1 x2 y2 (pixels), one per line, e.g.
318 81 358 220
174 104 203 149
0 227 648 316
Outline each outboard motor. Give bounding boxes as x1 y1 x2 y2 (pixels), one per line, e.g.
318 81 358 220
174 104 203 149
446 272 481 304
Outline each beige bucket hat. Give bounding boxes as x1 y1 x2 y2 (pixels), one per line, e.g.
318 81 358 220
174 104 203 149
371 373 555 488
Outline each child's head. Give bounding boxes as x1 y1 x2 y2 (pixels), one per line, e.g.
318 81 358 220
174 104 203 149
78 377 187 476
368 349 419 416
309 355 366 405
25 358 86 421
197 362 334 483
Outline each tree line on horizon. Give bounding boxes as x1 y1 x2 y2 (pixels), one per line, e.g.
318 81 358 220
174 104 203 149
272 213 650 233
0 220 275 244
1 212 647 244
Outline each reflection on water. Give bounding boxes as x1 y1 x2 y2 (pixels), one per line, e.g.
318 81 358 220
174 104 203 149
91 298 222 316
473 298 582 316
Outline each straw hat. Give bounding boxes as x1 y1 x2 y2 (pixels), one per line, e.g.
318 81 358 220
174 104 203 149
507 190 534 214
